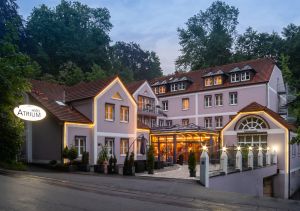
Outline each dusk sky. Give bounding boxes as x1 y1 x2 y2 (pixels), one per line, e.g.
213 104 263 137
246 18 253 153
17 0 300 75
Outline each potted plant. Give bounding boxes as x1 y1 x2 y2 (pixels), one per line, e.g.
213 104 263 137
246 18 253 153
68 146 78 172
78 151 90 172
178 154 184 165
94 144 108 173
147 144 154 174
188 151 196 177
108 155 117 174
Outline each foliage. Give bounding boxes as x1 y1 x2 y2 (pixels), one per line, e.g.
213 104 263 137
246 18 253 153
58 61 85 85
81 151 89 165
188 151 196 176
147 144 154 174
290 127 300 145
68 146 78 163
24 0 112 75
110 42 162 81
0 161 27 171
85 63 107 82
62 146 69 159
97 144 108 165
176 1 239 70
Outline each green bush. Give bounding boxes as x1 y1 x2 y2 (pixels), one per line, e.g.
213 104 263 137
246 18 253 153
81 151 89 165
68 146 78 164
62 146 69 159
97 144 108 165
0 161 27 171
188 151 196 177
147 145 154 174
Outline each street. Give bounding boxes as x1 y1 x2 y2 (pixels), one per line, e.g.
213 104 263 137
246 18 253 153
0 169 300 211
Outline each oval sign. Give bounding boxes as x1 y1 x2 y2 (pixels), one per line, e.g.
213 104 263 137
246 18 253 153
14 104 46 121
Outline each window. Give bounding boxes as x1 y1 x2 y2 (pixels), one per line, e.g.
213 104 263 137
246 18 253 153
105 138 114 157
182 98 190 110
178 82 186 90
120 138 129 155
170 83 178 92
237 116 268 130
137 138 142 155
120 106 129 122
214 76 222 85
204 117 212 128
205 78 213 86
151 119 156 127
229 92 238 105
154 87 158 94
75 136 86 156
215 116 223 128
241 72 250 81
204 95 212 107
159 119 164 127
215 94 223 106
238 134 267 147
105 103 115 121
159 86 166 94
162 101 168 111
182 119 189 126
231 73 240 83
166 120 172 126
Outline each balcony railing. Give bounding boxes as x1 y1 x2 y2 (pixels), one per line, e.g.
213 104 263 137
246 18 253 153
138 106 167 117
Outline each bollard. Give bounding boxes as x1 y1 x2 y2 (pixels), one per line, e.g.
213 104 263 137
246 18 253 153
220 147 228 174
236 146 242 171
248 146 253 169
200 146 209 188
266 147 271 165
258 147 263 167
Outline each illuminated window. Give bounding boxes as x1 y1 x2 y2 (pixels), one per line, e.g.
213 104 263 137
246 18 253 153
159 86 166 94
241 72 250 81
231 73 240 83
229 92 238 105
238 134 267 147
120 106 129 122
182 98 189 110
215 116 223 128
75 136 86 156
182 119 189 126
214 76 222 85
120 138 129 155
205 78 213 86
105 103 115 121
204 95 212 107
237 116 268 130
215 94 223 106
204 117 212 128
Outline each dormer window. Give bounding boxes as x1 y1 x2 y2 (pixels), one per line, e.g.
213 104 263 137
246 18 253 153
231 73 240 83
170 83 178 92
178 82 186 90
159 86 166 94
154 87 158 94
214 76 222 85
241 72 250 81
205 78 213 87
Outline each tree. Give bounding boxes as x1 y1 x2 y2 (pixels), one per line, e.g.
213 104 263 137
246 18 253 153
25 0 112 75
110 42 162 81
176 1 239 71
58 61 84 85
85 63 107 82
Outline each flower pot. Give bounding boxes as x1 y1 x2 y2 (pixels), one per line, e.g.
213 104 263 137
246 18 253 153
94 164 105 173
189 170 196 177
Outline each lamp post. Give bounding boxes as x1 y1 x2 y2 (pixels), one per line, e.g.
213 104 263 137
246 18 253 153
266 146 271 165
258 146 263 167
200 145 209 187
236 146 242 171
248 146 253 169
220 146 228 174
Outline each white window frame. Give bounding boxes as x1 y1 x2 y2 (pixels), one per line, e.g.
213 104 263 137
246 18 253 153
159 119 164 127
214 76 222 85
215 94 223 106
241 71 250 81
159 86 166 94
75 136 86 157
120 138 129 156
204 117 212 128
178 82 186 90
166 120 172 126
154 87 158 94
205 78 213 87
105 138 115 157
182 98 189 110
229 92 238 105
162 101 168 111
105 103 115 121
182 119 189 126
231 73 240 83
215 116 223 128
120 106 129 123
204 95 212 107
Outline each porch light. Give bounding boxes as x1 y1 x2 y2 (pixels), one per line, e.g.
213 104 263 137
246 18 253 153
202 145 208 151
237 146 241 151
222 146 227 152
273 146 277 153
258 146 262 151
249 146 253 151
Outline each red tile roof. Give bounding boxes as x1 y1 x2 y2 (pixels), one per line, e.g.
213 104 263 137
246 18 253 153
30 80 92 124
126 80 146 94
150 58 276 97
239 102 296 131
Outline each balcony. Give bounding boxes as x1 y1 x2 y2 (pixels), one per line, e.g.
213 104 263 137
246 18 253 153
138 105 167 117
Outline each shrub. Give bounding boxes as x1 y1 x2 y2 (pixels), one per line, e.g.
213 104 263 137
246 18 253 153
97 144 108 165
81 151 89 165
147 144 154 174
188 151 196 177
178 154 184 165
49 160 57 166
68 146 78 164
62 146 69 159
0 161 27 171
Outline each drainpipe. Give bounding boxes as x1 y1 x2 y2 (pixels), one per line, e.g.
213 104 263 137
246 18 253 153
288 130 291 199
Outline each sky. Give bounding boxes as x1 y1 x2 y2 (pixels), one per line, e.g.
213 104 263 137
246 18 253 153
17 0 300 75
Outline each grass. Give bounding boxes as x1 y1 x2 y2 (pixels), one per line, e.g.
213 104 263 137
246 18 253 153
0 161 27 171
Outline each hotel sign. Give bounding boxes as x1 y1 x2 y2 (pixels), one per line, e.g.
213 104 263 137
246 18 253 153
14 104 46 121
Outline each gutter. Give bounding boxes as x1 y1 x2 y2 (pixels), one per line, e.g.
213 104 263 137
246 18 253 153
288 130 291 199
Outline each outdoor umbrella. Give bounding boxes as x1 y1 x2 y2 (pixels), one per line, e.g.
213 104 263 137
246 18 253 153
140 136 146 155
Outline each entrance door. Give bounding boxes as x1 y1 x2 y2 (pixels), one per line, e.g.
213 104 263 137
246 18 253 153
263 176 274 197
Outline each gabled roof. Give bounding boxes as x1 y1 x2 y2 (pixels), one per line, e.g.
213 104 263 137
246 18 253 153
239 102 296 131
126 80 146 94
30 80 92 124
150 58 276 97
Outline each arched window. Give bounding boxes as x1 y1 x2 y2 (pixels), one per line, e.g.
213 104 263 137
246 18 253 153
236 116 268 131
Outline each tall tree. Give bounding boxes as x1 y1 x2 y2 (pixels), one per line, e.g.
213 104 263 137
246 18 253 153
110 42 162 81
57 61 84 86
176 1 239 71
25 0 112 75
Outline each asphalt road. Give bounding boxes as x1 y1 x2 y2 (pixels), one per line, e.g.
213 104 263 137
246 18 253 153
0 169 300 211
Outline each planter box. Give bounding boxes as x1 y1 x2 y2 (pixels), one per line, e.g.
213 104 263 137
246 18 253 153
134 160 146 173
117 165 124 175
108 165 117 174
154 161 164 169
94 164 105 173
78 164 90 172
